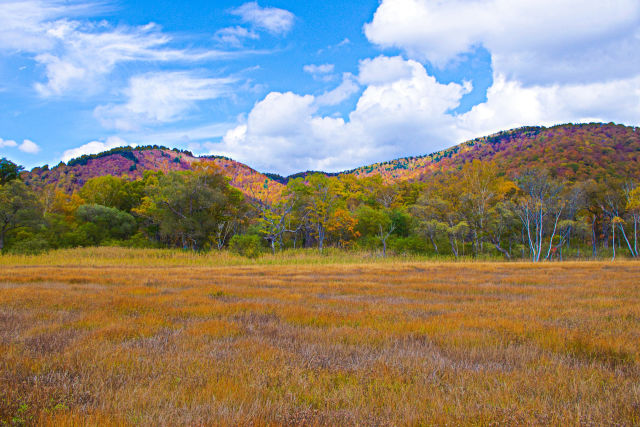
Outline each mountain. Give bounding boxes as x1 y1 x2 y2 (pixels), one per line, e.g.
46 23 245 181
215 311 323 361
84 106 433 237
340 123 640 183
23 146 285 201
22 123 640 200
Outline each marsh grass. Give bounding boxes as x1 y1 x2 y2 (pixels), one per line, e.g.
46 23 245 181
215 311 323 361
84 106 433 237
0 248 639 425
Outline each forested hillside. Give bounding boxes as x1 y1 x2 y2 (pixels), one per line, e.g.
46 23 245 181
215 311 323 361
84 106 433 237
343 123 640 183
3 122 639 259
22 123 640 196
23 146 284 202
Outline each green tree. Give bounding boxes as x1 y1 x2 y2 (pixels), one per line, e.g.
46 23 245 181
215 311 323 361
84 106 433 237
0 158 23 185
515 170 564 262
136 163 245 250
287 174 344 252
79 175 143 212
412 173 467 258
255 196 299 254
625 184 639 257
459 160 516 256
229 234 262 258
0 180 42 252
356 205 396 257
76 204 137 242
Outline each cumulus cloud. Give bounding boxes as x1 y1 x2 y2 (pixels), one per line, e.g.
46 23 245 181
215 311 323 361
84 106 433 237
1 138 40 154
214 57 470 174
358 56 414 85
0 138 18 148
231 2 295 35
212 52 640 174
95 72 235 131
364 0 640 85
61 136 132 163
457 74 640 139
18 139 40 154
315 73 360 106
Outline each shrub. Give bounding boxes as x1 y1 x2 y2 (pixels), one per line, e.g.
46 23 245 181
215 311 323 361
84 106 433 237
229 234 262 258
6 235 50 255
389 236 429 254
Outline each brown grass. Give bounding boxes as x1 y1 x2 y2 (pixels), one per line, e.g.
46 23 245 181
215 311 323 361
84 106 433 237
1 249 639 425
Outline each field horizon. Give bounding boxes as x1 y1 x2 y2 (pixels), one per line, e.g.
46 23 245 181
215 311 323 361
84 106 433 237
1 248 639 425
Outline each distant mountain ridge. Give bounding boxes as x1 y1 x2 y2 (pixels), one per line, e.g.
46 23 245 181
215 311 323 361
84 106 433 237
22 123 640 200
24 145 285 201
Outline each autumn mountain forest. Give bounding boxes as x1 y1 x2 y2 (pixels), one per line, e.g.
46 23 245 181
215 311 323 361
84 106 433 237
2 122 640 260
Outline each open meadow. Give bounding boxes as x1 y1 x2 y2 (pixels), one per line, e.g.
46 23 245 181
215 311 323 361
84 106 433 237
1 248 639 425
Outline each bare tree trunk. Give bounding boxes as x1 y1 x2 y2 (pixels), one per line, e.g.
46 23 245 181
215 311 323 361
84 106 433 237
591 216 597 258
612 223 616 260
618 224 637 257
492 240 511 260
634 217 638 258
449 235 458 259
545 210 562 260
317 223 324 253
429 235 438 254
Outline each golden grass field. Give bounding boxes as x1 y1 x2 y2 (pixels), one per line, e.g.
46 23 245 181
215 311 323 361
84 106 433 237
1 248 639 425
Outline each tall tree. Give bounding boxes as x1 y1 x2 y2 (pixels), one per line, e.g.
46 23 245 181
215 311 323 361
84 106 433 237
413 173 467 258
459 160 516 256
79 175 143 212
356 206 396 257
0 180 42 251
600 181 637 258
0 158 23 185
136 163 245 250
76 204 137 242
625 184 639 257
255 195 300 254
288 174 343 253
515 170 564 262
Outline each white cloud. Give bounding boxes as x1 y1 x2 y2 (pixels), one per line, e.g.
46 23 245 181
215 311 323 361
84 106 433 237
358 55 414 85
120 122 236 150
61 136 133 163
0 138 18 148
364 0 640 85
1 138 41 155
304 64 335 75
18 139 40 154
34 22 232 97
304 64 336 82
214 57 470 174
315 73 360 106
214 26 259 47
0 0 97 52
456 74 640 139
212 53 640 175
95 72 235 131
0 1 234 96
231 2 295 35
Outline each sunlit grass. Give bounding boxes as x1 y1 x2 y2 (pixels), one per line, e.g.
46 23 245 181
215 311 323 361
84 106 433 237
0 245 630 267
0 246 490 267
1 248 639 424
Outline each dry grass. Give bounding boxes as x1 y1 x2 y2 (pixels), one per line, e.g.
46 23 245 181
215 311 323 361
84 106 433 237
1 248 639 425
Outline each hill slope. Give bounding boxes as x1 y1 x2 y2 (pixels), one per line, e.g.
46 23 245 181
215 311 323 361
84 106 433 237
24 147 284 201
23 123 640 200
341 123 640 183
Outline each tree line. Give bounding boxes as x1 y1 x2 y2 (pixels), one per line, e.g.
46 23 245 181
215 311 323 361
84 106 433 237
1 157 639 260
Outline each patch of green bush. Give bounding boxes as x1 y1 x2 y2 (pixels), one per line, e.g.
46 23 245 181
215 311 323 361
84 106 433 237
229 234 262 258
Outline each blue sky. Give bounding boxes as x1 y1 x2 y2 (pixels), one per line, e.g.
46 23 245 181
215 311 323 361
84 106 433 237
1 0 639 175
